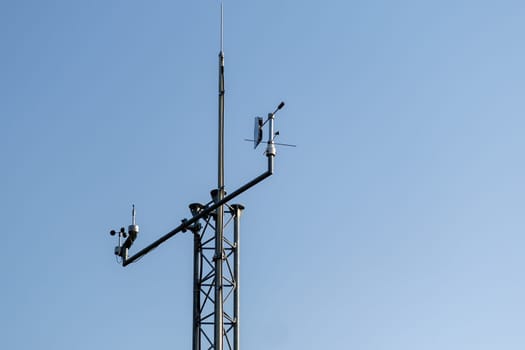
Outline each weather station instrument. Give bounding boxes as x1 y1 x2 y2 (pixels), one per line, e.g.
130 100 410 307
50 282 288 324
108 3 292 350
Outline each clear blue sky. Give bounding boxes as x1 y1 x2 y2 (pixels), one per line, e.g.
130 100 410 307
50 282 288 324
2 1 525 349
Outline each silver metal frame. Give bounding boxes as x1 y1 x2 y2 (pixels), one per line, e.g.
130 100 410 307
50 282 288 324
110 4 286 350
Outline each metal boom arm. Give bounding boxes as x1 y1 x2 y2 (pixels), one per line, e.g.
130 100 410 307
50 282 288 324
122 155 274 267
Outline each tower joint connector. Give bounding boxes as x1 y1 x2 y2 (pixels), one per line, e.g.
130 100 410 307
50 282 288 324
213 252 226 261
181 218 202 234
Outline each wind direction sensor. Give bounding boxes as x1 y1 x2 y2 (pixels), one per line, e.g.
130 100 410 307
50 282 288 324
247 101 296 150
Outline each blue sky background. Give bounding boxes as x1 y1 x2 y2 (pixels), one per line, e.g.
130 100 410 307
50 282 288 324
2 1 525 349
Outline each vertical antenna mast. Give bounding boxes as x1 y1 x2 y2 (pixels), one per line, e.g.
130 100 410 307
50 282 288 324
215 2 225 350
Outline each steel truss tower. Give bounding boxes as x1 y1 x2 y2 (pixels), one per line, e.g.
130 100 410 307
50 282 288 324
190 202 244 350
109 4 286 350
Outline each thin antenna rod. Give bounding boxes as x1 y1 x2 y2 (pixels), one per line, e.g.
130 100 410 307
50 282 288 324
220 2 224 52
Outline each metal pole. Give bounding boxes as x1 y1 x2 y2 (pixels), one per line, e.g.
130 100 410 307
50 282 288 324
192 230 201 350
232 204 244 350
215 5 225 348
189 203 204 350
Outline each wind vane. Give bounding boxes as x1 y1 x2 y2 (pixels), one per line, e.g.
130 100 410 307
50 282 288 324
247 101 296 149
